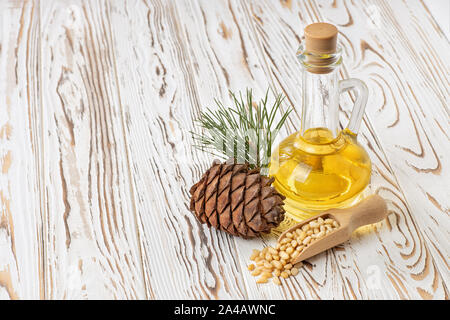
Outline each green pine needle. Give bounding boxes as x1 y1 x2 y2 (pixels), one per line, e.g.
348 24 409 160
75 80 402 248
191 88 292 172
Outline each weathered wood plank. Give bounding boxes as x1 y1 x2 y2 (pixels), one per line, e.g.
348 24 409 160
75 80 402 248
108 0 251 299
238 0 448 299
0 0 43 300
107 0 450 299
1 0 446 300
317 0 449 298
39 0 146 299
422 0 450 40
184 0 353 299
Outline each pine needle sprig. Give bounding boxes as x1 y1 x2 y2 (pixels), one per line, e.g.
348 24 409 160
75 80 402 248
191 88 292 173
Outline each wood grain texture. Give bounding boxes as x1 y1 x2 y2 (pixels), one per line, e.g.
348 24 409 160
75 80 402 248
323 0 450 298
243 0 449 299
0 0 43 299
109 0 449 299
0 0 448 300
39 0 145 299
108 0 249 299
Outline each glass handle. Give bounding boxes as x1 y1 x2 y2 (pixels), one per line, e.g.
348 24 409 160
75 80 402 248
339 78 368 134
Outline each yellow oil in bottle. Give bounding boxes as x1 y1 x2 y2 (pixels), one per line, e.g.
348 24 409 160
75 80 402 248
269 127 371 221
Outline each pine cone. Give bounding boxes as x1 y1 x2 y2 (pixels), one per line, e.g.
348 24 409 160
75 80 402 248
189 160 286 238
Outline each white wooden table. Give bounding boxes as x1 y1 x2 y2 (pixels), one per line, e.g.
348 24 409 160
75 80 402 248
0 0 448 300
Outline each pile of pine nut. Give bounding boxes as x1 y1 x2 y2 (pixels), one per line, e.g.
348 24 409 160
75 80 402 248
248 216 340 285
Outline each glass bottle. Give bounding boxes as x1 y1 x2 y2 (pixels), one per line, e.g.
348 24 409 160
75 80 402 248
269 23 372 221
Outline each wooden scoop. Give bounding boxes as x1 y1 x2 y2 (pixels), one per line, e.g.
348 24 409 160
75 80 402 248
279 195 388 264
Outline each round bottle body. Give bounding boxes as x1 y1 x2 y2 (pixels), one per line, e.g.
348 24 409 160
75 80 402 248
269 128 371 220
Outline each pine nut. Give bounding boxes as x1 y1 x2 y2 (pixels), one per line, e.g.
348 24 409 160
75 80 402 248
317 217 324 225
309 221 318 228
249 217 315 284
333 221 339 228
320 225 326 232
279 251 289 260
325 218 334 225
316 231 325 238
303 236 312 245
273 260 283 270
251 269 262 276
256 276 268 284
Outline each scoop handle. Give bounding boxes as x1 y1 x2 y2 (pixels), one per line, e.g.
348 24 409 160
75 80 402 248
343 195 388 230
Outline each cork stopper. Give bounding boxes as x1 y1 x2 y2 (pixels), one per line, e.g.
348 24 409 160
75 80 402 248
304 23 338 54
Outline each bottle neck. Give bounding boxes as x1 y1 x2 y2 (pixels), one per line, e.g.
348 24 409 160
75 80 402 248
297 44 342 142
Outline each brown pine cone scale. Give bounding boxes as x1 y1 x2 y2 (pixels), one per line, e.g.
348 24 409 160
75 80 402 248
189 160 286 238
